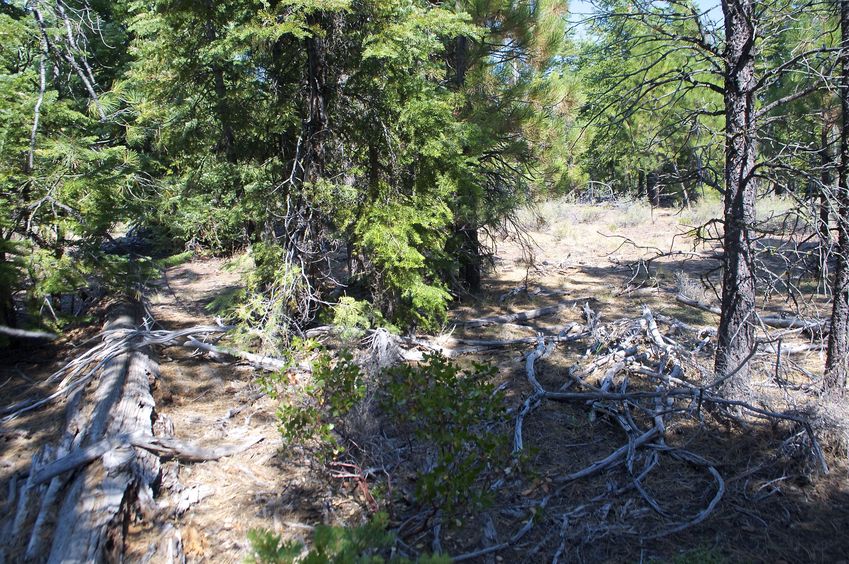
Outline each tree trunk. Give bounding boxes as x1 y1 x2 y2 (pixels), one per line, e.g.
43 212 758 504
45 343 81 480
213 66 235 162
637 169 646 199
459 226 482 292
825 0 849 390
304 20 329 181
0 250 15 333
647 171 660 207
714 0 757 385
452 30 482 292
203 11 236 163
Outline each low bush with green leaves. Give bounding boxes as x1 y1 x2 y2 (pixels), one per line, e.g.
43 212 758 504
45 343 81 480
274 349 365 457
381 353 509 513
326 297 397 342
246 512 450 563
218 243 315 355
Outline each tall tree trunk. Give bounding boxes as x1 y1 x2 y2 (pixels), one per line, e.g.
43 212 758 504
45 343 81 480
213 67 235 162
0 250 16 332
203 11 236 163
27 50 46 173
714 0 757 385
637 169 646 199
304 18 328 181
825 0 849 390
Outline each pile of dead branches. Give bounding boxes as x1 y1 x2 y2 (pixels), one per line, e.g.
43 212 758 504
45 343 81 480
438 301 830 561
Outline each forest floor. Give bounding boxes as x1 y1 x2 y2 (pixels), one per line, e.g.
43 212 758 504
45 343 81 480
2 197 848 563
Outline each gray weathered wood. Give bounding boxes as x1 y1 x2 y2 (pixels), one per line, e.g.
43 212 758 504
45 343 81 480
0 325 57 340
456 298 594 328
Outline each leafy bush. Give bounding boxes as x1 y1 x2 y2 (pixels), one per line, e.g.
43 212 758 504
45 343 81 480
246 512 451 564
381 353 509 513
355 197 453 331
274 349 365 457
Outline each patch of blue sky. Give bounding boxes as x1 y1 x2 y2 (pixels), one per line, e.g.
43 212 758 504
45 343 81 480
567 0 722 36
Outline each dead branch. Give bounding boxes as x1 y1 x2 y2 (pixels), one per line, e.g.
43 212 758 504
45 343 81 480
455 298 594 328
0 325 57 340
496 303 828 557
675 293 828 332
31 433 264 486
184 337 312 372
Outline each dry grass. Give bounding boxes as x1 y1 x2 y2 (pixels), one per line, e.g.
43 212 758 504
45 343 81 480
678 193 724 227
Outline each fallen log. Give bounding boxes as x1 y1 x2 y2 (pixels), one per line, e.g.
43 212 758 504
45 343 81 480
32 433 264 486
0 325 57 340
46 308 161 563
675 294 828 332
456 298 594 328
0 305 259 563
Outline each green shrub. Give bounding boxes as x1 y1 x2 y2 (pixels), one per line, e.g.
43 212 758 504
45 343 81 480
224 243 315 354
157 250 194 268
382 353 509 513
246 513 451 564
331 297 372 341
275 349 365 457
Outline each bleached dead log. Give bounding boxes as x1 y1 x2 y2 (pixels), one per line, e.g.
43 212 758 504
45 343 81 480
642 305 674 353
0 325 57 340
0 323 231 424
184 337 311 373
133 433 264 462
0 305 256 563
141 523 184 564
47 318 161 563
437 332 587 350
169 484 215 516
675 294 828 332
456 298 594 328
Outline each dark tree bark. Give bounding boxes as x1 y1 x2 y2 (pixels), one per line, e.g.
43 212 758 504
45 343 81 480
452 32 482 292
212 66 236 162
647 170 660 207
825 0 849 390
303 18 329 181
637 169 646 199
0 251 16 332
714 0 758 384
203 6 236 163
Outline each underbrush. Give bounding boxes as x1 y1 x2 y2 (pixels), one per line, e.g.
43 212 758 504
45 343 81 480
254 351 510 559
677 191 723 227
247 513 450 563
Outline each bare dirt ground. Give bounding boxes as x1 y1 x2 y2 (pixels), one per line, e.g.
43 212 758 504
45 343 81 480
1 198 848 563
